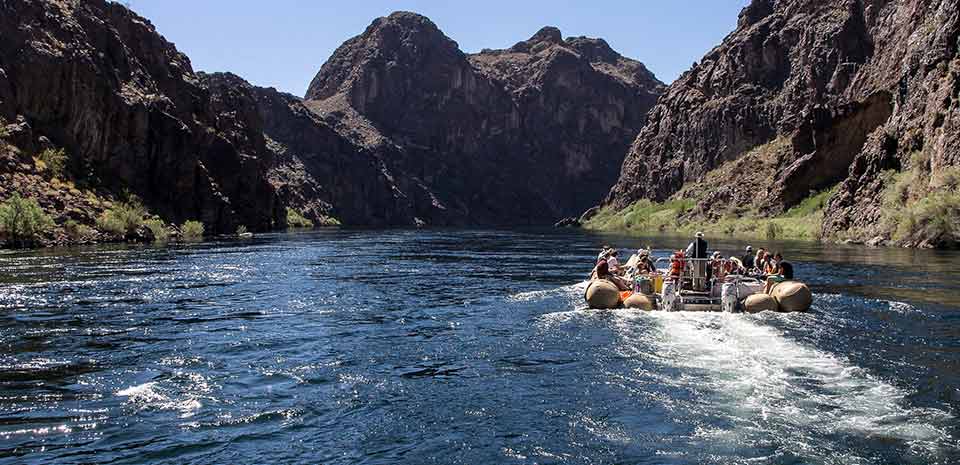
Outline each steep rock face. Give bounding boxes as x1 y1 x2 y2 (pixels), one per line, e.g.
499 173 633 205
204 72 446 227
306 12 664 223
471 28 664 215
822 0 960 241
0 0 282 233
604 0 960 244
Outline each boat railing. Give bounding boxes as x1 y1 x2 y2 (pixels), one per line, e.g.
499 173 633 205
650 257 745 291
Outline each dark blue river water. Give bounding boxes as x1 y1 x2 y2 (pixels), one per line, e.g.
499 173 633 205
1 229 958 464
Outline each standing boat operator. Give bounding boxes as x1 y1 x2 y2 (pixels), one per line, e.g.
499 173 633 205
741 246 755 270
685 232 708 291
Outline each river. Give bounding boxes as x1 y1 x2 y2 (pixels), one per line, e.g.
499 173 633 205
0 229 958 464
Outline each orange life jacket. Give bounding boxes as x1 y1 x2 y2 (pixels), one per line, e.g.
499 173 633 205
669 251 685 276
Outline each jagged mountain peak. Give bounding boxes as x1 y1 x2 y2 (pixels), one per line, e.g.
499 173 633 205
528 26 563 44
301 12 664 221
304 11 462 101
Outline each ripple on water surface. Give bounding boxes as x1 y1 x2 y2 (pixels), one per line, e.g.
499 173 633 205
0 230 958 464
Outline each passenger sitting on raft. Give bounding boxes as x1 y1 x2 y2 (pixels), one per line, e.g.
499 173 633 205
593 254 632 291
741 246 755 270
764 252 794 293
710 252 731 281
636 249 657 274
606 249 624 275
626 248 655 275
753 249 769 277
668 250 686 278
597 245 612 263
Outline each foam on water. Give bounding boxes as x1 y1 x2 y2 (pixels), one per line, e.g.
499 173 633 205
608 310 954 463
116 379 204 418
509 281 588 303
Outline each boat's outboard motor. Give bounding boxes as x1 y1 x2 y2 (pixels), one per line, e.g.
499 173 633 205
721 282 738 313
662 279 678 312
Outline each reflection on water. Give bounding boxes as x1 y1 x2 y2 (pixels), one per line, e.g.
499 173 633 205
0 229 958 464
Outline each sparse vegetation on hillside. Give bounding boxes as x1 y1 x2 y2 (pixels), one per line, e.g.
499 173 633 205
36 148 68 178
0 193 54 247
585 199 695 233
97 197 147 237
286 208 314 229
585 185 837 242
879 151 960 247
64 219 96 242
180 220 204 240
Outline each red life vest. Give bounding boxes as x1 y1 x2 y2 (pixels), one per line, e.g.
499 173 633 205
669 251 685 276
723 259 735 274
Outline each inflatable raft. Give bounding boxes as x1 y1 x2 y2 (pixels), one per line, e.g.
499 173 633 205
584 257 812 313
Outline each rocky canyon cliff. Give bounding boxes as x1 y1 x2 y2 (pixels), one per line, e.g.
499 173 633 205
0 2 662 246
598 0 960 247
304 12 663 224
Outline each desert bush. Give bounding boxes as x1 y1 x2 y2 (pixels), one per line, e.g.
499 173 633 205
144 218 170 242
880 153 960 245
286 208 314 229
180 220 204 240
318 216 341 227
97 198 147 237
236 225 249 235
764 222 783 240
64 219 96 242
0 193 53 247
37 148 68 178
897 191 960 245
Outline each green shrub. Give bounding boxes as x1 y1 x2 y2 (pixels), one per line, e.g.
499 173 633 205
318 216 341 227
144 219 170 242
64 219 96 242
879 153 960 245
180 220 204 240
286 207 314 229
97 198 147 237
236 225 249 235
583 199 694 233
764 222 783 240
897 190 960 244
0 193 54 247
37 148 68 178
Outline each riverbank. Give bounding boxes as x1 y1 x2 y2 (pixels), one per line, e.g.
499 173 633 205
582 185 847 241
0 143 337 249
583 150 960 250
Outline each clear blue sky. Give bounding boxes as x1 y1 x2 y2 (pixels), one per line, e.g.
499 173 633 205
126 1 751 96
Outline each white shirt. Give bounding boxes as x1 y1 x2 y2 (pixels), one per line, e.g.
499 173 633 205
607 256 620 272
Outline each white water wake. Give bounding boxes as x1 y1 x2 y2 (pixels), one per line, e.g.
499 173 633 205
610 311 954 463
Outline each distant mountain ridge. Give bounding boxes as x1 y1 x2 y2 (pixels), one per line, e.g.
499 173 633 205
4 0 957 248
0 3 662 245
304 12 664 224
